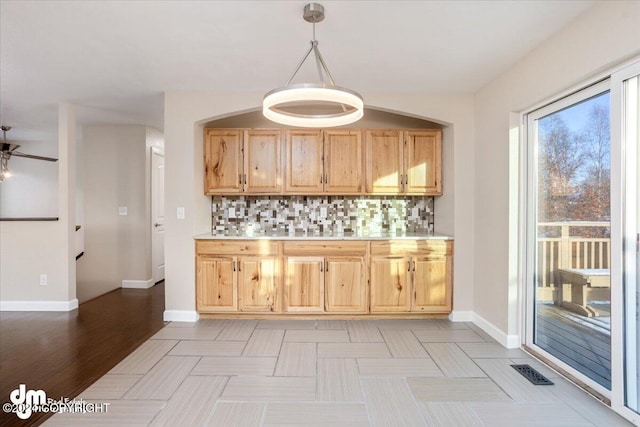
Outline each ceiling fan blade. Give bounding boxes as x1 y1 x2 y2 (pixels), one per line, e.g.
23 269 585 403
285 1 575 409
10 152 58 162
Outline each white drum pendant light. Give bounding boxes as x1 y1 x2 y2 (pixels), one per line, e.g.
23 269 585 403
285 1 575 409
263 3 363 127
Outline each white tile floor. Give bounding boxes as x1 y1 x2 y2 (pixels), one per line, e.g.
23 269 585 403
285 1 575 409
43 319 632 426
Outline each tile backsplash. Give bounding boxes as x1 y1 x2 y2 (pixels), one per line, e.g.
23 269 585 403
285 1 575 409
211 196 434 234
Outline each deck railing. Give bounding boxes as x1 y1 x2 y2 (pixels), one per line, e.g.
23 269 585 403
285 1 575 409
537 221 610 288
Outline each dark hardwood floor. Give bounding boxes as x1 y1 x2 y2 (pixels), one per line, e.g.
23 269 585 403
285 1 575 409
0 283 166 427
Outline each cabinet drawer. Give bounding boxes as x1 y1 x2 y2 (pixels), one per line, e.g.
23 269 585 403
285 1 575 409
283 241 367 256
370 240 451 256
197 240 279 256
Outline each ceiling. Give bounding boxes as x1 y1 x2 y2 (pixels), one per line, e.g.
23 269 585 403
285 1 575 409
0 0 595 143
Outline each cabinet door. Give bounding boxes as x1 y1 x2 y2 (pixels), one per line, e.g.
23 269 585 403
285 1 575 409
405 130 442 195
285 130 324 193
412 255 452 312
324 130 362 193
204 130 243 194
365 130 404 194
238 256 279 312
325 256 367 313
244 130 281 193
370 256 411 312
284 256 324 312
196 255 237 312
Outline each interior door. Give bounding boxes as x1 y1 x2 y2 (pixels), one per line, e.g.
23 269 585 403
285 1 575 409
151 149 165 283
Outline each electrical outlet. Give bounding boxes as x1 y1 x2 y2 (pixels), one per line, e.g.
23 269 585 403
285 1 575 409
118 207 128 216
40 274 48 286
177 207 185 220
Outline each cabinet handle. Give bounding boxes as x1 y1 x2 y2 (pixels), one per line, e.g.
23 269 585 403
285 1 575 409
244 174 247 184
413 260 416 272
325 260 328 272
324 174 328 184
233 261 236 272
320 175 323 184
239 174 242 185
407 261 411 272
320 261 324 272
238 262 241 272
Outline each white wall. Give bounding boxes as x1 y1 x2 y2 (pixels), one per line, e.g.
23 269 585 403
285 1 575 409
0 104 77 309
163 92 475 319
473 1 640 338
76 125 158 303
0 129 58 218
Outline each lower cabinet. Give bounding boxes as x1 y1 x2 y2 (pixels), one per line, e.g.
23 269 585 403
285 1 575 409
325 257 367 313
238 256 279 312
370 256 411 312
283 257 325 312
283 256 367 313
412 255 452 312
196 239 452 315
370 241 453 313
196 255 237 312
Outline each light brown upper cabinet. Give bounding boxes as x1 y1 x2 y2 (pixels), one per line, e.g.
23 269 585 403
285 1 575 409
244 130 282 193
405 130 442 194
206 127 440 196
204 129 244 193
324 130 362 194
365 129 442 195
204 129 282 194
286 129 363 194
285 130 324 193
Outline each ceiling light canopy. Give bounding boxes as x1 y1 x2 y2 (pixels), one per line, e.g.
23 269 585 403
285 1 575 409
263 3 363 128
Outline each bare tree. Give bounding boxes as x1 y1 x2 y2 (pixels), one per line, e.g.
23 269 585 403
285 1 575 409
538 114 585 221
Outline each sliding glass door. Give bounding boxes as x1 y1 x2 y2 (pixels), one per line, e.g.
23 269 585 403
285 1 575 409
525 60 640 424
527 81 612 394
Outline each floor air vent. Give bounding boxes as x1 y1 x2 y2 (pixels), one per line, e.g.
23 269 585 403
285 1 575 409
511 364 554 385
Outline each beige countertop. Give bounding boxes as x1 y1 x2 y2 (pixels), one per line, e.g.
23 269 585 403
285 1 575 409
194 230 453 241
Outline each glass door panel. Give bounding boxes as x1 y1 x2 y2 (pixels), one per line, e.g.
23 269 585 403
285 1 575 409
529 86 612 391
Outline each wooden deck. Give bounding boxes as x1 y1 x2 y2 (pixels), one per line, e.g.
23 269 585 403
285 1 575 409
535 303 611 389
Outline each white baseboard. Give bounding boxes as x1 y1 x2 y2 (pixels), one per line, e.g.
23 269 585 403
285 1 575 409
448 311 474 322
164 310 199 322
122 279 154 289
472 312 520 349
0 299 79 312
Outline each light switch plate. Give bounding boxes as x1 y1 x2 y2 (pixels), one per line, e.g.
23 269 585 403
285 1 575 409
177 207 185 220
118 207 128 216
